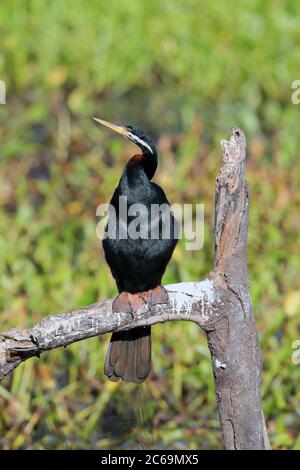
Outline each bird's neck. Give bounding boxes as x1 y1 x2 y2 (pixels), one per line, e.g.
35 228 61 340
143 145 158 179
120 151 158 190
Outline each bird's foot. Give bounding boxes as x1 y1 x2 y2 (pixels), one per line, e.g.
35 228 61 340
140 285 168 306
112 292 147 315
112 286 168 315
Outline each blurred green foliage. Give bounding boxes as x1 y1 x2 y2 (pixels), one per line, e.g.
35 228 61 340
0 0 300 450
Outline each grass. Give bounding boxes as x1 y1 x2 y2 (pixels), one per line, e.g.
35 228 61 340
0 0 300 449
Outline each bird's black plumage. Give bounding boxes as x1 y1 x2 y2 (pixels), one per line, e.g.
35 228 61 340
99 123 177 383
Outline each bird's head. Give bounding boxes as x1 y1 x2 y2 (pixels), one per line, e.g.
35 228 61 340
93 118 157 157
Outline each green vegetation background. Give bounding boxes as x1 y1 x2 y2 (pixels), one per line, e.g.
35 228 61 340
0 0 300 450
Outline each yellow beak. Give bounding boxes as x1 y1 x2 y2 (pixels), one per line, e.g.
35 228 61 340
92 117 128 137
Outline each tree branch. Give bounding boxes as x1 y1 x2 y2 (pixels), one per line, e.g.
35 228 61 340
0 127 270 450
0 280 226 380
208 127 270 449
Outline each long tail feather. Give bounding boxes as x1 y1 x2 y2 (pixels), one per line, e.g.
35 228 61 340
104 327 151 383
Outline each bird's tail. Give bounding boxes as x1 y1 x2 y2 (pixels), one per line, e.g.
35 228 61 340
104 326 151 383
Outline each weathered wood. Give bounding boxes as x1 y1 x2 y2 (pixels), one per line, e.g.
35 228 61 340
0 127 270 449
0 281 229 380
206 127 270 449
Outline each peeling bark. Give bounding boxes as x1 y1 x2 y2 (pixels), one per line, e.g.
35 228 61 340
0 127 270 450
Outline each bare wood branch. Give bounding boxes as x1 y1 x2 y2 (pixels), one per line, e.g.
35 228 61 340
0 281 229 381
207 127 270 449
0 127 270 450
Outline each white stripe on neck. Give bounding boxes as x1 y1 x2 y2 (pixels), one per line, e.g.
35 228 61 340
128 132 154 154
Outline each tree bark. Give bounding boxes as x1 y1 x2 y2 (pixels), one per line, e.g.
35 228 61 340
0 127 270 450
206 127 270 449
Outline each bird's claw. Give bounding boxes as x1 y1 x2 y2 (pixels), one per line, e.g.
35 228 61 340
112 292 146 316
139 285 168 306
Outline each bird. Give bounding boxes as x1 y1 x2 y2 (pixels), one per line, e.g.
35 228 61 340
93 117 178 383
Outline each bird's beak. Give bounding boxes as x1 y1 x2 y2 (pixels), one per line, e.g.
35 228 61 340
92 117 128 138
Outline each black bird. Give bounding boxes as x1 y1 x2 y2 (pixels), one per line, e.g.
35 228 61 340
93 118 177 383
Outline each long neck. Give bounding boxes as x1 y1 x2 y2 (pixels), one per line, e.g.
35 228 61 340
140 146 158 180
119 148 158 191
